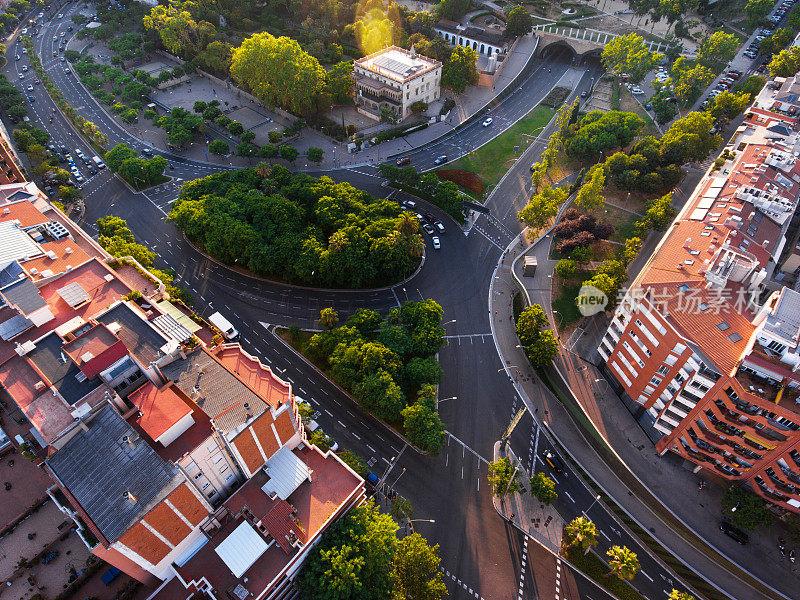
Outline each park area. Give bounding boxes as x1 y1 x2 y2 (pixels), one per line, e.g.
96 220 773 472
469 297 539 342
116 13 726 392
446 105 555 196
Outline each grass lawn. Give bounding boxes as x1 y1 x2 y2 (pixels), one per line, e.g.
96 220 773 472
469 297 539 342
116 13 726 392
447 105 555 197
563 547 645 600
618 88 659 136
592 202 641 244
552 278 583 331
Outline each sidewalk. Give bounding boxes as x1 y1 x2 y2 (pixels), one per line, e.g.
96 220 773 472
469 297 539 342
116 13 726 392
491 441 564 554
488 225 792 599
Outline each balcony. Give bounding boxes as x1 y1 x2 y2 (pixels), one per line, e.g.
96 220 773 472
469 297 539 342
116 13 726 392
714 462 742 477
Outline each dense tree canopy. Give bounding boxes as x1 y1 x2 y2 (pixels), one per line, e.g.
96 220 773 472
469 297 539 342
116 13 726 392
518 185 566 230
565 110 646 160
769 47 800 77
170 167 424 288
697 31 738 70
304 301 445 423
441 45 478 93
506 6 533 38
602 33 663 82
298 501 446 600
516 304 559 367
143 2 216 58
231 33 328 115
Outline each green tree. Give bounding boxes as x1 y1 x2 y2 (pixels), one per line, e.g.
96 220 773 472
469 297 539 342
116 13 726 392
280 145 299 162
516 304 559 366
769 46 800 77
307 147 324 163
706 91 751 126
401 384 446 453
518 185 565 230
660 111 720 163
574 165 606 211
697 31 739 70
621 237 642 266
104 143 138 172
721 484 774 531
393 534 448 600
436 0 471 20
297 500 397 600
602 33 663 82
231 32 328 115
637 193 676 232
143 3 216 58
441 46 478 93
326 61 354 104
209 139 229 155
564 516 598 554
746 0 773 27
670 56 715 105
760 27 794 56
606 546 640 581
309 429 331 451
530 472 558 504
320 307 340 330
506 6 533 38
197 41 233 77
555 259 578 278
58 186 82 203
228 121 244 136
488 457 521 497
338 450 370 478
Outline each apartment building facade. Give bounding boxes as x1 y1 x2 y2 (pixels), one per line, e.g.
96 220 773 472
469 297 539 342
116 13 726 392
598 78 800 513
353 45 441 121
0 185 366 600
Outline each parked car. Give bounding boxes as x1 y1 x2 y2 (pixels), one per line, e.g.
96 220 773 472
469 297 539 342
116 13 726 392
719 521 749 545
434 221 445 233
422 223 435 235
431 235 441 249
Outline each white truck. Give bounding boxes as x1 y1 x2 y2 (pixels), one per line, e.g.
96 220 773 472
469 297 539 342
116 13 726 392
209 311 238 339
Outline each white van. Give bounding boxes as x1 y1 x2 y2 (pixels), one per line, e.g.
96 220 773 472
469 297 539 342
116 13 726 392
92 156 105 169
209 311 238 339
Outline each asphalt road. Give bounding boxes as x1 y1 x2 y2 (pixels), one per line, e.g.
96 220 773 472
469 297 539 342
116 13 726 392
5 6 706 600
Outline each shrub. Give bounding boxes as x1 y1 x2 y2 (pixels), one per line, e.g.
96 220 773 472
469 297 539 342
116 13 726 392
214 115 232 128
259 144 279 158
307 146 323 162
228 121 244 136
279 145 299 162
268 130 282 144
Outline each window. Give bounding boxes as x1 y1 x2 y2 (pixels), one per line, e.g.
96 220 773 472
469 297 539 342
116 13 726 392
202 482 210 490
665 354 678 366
673 343 687 354
213 454 224 464
649 376 663 386
767 340 787 353
728 333 743 343
716 321 731 331
678 284 690 292
206 491 216 499
658 365 670 376
219 465 228 474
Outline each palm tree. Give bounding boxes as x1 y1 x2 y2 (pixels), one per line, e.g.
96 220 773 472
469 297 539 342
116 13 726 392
564 516 598 555
606 545 640 581
396 210 419 240
407 233 425 258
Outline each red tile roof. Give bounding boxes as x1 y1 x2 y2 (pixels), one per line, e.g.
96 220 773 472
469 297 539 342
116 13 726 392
0 200 49 228
129 382 193 442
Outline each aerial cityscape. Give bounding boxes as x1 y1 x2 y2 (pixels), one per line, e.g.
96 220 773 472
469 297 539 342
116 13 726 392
0 0 798 599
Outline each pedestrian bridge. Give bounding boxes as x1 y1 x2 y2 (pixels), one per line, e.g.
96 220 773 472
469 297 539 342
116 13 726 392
533 23 668 59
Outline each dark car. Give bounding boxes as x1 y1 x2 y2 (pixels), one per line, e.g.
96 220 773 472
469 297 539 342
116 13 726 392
543 450 565 473
141 148 153 157
719 521 749 545
423 212 435 222
396 156 411 166
422 223 434 235
433 155 447 165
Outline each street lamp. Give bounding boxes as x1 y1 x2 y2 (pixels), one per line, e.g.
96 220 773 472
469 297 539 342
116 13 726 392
443 319 456 326
586 494 602 513
499 366 524 372
407 519 435 533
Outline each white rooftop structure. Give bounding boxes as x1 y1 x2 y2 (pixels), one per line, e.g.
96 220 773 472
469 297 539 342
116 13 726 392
356 46 439 84
260 446 311 501
0 220 41 266
214 521 270 578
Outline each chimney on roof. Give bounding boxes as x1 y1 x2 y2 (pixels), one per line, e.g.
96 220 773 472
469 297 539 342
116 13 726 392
122 435 134 449
123 491 137 505
244 402 252 419
684 238 692 248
